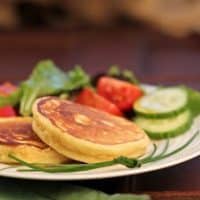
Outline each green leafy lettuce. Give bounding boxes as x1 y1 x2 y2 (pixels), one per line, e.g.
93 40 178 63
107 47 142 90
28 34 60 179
0 60 90 116
107 66 139 84
0 182 150 200
0 88 21 107
185 86 200 117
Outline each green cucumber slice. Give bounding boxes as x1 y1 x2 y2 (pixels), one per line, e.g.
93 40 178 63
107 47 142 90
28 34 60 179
134 110 192 139
134 87 188 118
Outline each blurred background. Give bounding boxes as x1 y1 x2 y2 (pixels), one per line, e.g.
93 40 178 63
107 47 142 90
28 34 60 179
1 0 200 36
1 0 200 89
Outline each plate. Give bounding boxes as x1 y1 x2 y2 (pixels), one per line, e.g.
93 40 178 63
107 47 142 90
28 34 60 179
0 85 199 180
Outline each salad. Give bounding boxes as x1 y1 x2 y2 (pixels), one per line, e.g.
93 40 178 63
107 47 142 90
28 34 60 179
0 59 200 173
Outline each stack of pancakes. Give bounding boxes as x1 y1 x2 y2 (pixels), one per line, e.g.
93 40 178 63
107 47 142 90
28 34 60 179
0 97 150 164
0 117 67 164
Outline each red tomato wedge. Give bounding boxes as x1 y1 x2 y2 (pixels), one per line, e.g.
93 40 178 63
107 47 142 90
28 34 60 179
0 106 16 117
75 88 122 116
0 82 17 117
97 76 143 112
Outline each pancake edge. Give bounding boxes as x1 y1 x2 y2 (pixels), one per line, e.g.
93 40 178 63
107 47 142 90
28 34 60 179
33 98 150 163
0 144 68 164
0 117 68 164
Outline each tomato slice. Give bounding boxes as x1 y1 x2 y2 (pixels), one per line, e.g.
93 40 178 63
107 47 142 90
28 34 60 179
0 82 17 117
75 88 122 116
0 106 16 117
97 76 143 112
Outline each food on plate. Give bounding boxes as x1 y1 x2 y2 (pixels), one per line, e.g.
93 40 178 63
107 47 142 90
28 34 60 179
0 60 199 174
135 110 192 139
0 61 90 116
32 96 150 163
0 82 17 117
97 76 143 111
19 61 90 116
10 130 199 173
75 88 122 116
134 87 188 118
0 106 16 117
107 65 139 84
186 86 200 118
0 82 17 95
134 87 192 139
0 117 68 164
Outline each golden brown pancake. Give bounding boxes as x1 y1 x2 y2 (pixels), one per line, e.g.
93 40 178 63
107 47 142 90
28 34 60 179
33 97 150 163
0 117 68 164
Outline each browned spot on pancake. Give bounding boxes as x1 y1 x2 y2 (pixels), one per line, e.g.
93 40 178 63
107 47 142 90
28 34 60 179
74 114 91 126
37 97 145 145
0 121 47 149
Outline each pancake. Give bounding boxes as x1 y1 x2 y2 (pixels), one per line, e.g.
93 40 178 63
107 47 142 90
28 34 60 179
33 97 150 163
0 117 68 164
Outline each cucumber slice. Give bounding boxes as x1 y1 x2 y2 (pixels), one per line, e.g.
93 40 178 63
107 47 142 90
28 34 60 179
134 110 192 139
134 87 188 118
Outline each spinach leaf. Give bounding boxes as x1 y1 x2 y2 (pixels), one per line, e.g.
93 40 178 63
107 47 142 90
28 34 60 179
19 60 90 116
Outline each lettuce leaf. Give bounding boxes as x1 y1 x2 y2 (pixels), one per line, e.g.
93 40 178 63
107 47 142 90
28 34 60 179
184 86 200 117
0 88 21 107
0 182 150 200
19 60 90 116
107 66 139 84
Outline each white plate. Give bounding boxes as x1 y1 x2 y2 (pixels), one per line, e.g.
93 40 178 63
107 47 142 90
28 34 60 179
0 85 199 180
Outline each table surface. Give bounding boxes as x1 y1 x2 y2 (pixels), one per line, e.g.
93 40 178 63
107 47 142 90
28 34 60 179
0 27 199 199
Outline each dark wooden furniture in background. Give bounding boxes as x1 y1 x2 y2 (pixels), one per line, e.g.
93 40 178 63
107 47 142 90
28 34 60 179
0 27 199 199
